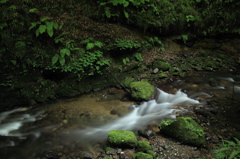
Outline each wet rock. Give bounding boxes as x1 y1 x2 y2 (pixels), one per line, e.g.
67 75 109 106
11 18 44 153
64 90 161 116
105 147 117 155
79 151 94 159
159 117 206 147
209 78 218 86
107 130 138 148
138 129 154 139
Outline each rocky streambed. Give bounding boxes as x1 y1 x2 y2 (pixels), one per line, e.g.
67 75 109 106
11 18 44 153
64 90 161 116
0 71 240 159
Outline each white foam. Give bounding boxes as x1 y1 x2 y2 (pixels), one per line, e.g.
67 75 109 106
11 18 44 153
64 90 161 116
84 88 200 136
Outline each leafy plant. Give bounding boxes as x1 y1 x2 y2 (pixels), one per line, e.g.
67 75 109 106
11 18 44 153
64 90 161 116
29 17 59 37
142 37 164 51
213 138 240 159
48 38 110 79
123 57 130 65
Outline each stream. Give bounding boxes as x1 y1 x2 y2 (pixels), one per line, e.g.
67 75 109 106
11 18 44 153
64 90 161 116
0 71 240 159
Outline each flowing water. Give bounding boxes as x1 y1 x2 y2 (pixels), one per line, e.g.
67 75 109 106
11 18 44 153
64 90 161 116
0 71 239 159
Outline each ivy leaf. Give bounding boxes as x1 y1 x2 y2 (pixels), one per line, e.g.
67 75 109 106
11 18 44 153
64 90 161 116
52 54 59 65
38 25 46 34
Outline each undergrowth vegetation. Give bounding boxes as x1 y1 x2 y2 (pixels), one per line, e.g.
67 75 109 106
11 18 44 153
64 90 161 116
97 0 240 35
0 0 239 101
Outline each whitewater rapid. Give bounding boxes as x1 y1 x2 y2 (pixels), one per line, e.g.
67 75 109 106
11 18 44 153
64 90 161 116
82 88 200 137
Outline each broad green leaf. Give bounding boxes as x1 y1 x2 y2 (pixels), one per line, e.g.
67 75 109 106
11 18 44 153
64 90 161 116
123 10 129 18
46 22 54 37
47 28 53 37
104 7 111 18
38 25 46 34
29 8 38 13
36 29 40 37
60 49 70 57
94 41 103 48
11 60 16 65
40 17 50 22
59 57 65 66
86 43 94 50
52 54 59 65
53 22 58 30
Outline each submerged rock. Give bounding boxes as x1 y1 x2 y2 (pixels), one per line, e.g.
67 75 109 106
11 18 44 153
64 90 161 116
129 81 155 100
209 78 218 86
158 117 206 147
138 129 154 139
107 130 138 148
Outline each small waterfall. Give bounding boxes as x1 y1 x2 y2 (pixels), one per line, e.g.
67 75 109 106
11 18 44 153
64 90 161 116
83 88 200 137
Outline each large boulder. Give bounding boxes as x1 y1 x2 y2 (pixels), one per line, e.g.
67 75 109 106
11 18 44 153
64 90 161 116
129 81 155 100
158 117 206 147
107 130 138 148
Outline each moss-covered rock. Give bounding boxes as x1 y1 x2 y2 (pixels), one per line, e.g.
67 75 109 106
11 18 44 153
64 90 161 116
158 72 168 78
153 61 170 71
132 152 153 159
122 77 135 88
137 141 152 152
129 81 155 100
107 130 138 148
209 78 218 86
159 117 206 147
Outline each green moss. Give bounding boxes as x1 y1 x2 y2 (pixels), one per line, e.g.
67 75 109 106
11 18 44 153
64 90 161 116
158 72 168 78
153 61 170 71
158 117 206 147
137 141 152 152
146 150 156 159
132 152 153 159
107 130 138 148
122 77 135 88
129 81 155 100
